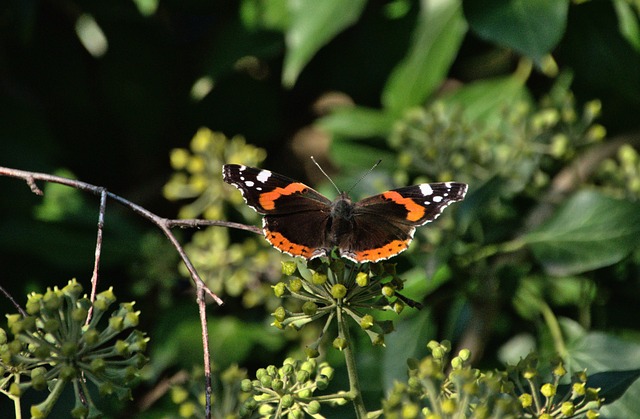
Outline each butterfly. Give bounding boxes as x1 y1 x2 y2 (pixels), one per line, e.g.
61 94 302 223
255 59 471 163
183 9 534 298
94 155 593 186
222 164 467 263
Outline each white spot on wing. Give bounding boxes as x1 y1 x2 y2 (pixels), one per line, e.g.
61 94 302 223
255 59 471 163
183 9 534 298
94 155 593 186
245 180 254 187
433 196 443 203
257 170 272 183
420 184 433 196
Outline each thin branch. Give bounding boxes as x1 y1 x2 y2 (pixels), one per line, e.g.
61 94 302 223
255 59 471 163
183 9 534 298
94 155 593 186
86 188 107 325
0 284 27 317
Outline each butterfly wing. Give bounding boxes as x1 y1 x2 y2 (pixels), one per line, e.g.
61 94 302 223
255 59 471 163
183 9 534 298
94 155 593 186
222 164 332 259
342 182 468 262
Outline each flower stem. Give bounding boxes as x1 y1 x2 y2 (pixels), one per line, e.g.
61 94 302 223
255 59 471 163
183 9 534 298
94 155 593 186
336 302 368 418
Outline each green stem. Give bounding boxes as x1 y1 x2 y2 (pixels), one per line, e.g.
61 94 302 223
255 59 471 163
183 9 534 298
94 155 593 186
539 300 567 357
336 303 368 418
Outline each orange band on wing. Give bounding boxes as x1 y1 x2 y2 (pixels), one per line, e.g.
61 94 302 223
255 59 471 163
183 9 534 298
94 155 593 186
382 191 425 222
265 230 316 258
352 239 410 262
259 183 308 210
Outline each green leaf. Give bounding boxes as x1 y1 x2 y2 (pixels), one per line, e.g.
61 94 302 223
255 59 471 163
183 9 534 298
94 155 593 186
441 73 531 127
613 0 640 53
464 0 569 61
382 0 467 112
524 190 640 276
563 323 640 417
282 0 367 87
317 106 395 139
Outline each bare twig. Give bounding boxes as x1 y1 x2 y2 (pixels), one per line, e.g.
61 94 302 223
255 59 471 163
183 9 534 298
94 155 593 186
0 165 263 418
86 188 107 325
0 284 27 317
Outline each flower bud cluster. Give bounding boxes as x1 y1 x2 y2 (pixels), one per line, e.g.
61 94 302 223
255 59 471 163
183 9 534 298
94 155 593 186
272 257 420 348
0 279 148 418
383 341 603 418
240 357 337 418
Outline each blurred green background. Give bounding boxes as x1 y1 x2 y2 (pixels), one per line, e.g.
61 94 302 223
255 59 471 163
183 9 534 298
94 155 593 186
1 0 640 417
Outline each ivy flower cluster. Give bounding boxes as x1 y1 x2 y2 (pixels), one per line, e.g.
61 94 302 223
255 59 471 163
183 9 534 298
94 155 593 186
0 279 148 418
382 341 603 419
271 256 421 356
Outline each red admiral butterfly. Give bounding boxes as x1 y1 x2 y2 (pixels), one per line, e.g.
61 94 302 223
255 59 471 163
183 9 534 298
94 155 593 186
222 164 467 263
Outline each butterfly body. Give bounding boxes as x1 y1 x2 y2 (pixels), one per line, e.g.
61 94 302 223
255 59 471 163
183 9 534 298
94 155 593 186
223 164 467 263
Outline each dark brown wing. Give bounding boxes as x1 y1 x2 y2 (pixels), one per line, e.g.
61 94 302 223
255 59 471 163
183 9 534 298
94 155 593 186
222 164 332 259
340 182 468 262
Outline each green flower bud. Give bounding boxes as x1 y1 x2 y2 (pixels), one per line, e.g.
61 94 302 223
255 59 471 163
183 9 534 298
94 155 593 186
272 282 287 297
273 306 286 322
281 261 297 276
82 328 100 346
71 406 89 418
333 337 347 350
43 289 62 311
316 375 329 390
311 272 327 286
561 401 575 416
331 284 347 299
307 400 321 414
72 307 88 323
115 340 129 356
288 278 302 293
60 364 77 380
296 370 310 383
109 315 124 332
300 360 316 374
281 394 294 408
31 367 48 391
26 293 43 315
297 388 312 398
381 285 395 298
355 272 369 287
260 374 273 388
302 301 317 316
44 318 60 333
63 279 83 298
124 311 140 328
305 347 319 359
458 348 471 361
360 314 374 330
241 379 253 392
319 364 334 380
541 383 556 398
271 378 284 391
441 399 456 414
61 342 77 357
572 382 586 397
91 358 106 374
523 367 537 379
373 334 385 346
94 288 116 311
586 409 600 419
30 406 44 419
519 393 533 408
393 301 405 314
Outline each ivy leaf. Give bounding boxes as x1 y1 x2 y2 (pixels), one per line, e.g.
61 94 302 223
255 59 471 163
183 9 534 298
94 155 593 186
464 0 569 61
524 190 640 276
282 0 366 87
382 0 467 112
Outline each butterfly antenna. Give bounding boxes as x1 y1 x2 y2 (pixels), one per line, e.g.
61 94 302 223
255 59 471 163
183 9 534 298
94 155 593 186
346 159 381 194
311 156 341 193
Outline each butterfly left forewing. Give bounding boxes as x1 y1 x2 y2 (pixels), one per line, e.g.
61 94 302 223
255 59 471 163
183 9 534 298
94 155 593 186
222 164 330 214
222 164 332 259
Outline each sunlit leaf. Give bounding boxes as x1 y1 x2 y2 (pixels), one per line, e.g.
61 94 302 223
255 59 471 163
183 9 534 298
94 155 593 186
524 190 640 276
282 0 366 87
382 0 467 112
